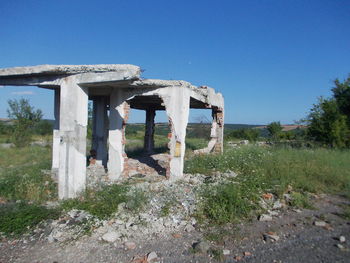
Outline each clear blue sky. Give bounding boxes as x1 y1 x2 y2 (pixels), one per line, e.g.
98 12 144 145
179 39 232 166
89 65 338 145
0 0 349 124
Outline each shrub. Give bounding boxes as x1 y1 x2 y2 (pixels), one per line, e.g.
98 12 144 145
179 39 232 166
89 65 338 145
0 202 60 236
61 185 148 219
226 128 260 142
34 120 53 135
7 99 43 147
289 192 312 209
267 121 283 142
197 182 256 225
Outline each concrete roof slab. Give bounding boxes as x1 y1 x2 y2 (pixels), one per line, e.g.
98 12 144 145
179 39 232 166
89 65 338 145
0 64 141 77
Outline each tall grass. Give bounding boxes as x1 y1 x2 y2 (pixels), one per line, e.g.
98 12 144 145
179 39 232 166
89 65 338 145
185 146 350 196
61 185 148 219
0 202 60 236
186 146 350 225
0 146 56 202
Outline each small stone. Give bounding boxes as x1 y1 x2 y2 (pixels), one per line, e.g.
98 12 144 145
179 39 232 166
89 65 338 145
268 210 279 216
337 244 344 249
192 240 211 253
234 256 242 261
47 234 56 243
339 236 346 243
102 231 119 243
324 225 334 231
124 241 136 250
172 233 182 238
147 251 159 262
283 193 292 202
115 219 124 225
184 224 195 232
273 201 283 209
259 200 268 209
244 251 252 257
263 232 280 242
314 221 326 227
259 214 273 222
223 249 230 255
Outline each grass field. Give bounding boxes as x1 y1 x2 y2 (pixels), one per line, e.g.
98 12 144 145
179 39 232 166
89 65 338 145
185 145 350 225
1 130 350 236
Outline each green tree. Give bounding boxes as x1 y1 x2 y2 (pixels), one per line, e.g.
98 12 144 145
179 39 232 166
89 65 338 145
228 128 260 142
7 99 43 147
307 98 349 148
332 75 350 122
267 121 283 141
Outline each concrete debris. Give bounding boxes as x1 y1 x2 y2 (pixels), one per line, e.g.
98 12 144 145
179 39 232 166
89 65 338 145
263 232 280 242
268 210 279 217
223 249 230 255
184 224 195 232
240 140 249 145
86 164 109 189
192 240 211 253
259 214 273 222
244 251 252 257
283 194 292 203
147 251 160 263
337 244 345 249
124 241 136 250
102 231 120 243
0 143 14 149
314 221 327 227
339 236 346 243
272 200 283 209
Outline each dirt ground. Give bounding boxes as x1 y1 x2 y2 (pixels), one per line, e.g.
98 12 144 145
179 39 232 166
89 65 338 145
1 194 349 263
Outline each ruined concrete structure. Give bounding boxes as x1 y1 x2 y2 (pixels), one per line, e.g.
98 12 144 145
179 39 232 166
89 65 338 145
0 65 224 199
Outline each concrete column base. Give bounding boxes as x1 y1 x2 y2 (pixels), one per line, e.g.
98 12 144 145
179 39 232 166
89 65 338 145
58 77 88 199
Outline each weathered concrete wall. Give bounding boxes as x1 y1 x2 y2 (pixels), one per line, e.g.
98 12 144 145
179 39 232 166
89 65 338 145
58 76 88 199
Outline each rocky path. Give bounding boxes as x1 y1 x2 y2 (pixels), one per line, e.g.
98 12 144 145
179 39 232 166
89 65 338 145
1 194 349 263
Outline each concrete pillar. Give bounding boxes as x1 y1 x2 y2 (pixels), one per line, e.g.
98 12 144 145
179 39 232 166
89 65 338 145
162 88 190 178
211 107 224 153
92 97 108 166
52 88 60 170
144 108 156 153
58 77 88 199
108 89 127 180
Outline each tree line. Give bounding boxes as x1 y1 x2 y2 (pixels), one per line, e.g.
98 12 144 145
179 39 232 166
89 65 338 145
226 74 350 148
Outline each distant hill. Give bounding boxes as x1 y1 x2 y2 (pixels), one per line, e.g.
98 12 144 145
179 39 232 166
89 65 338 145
224 124 264 130
0 118 305 132
256 124 307 132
